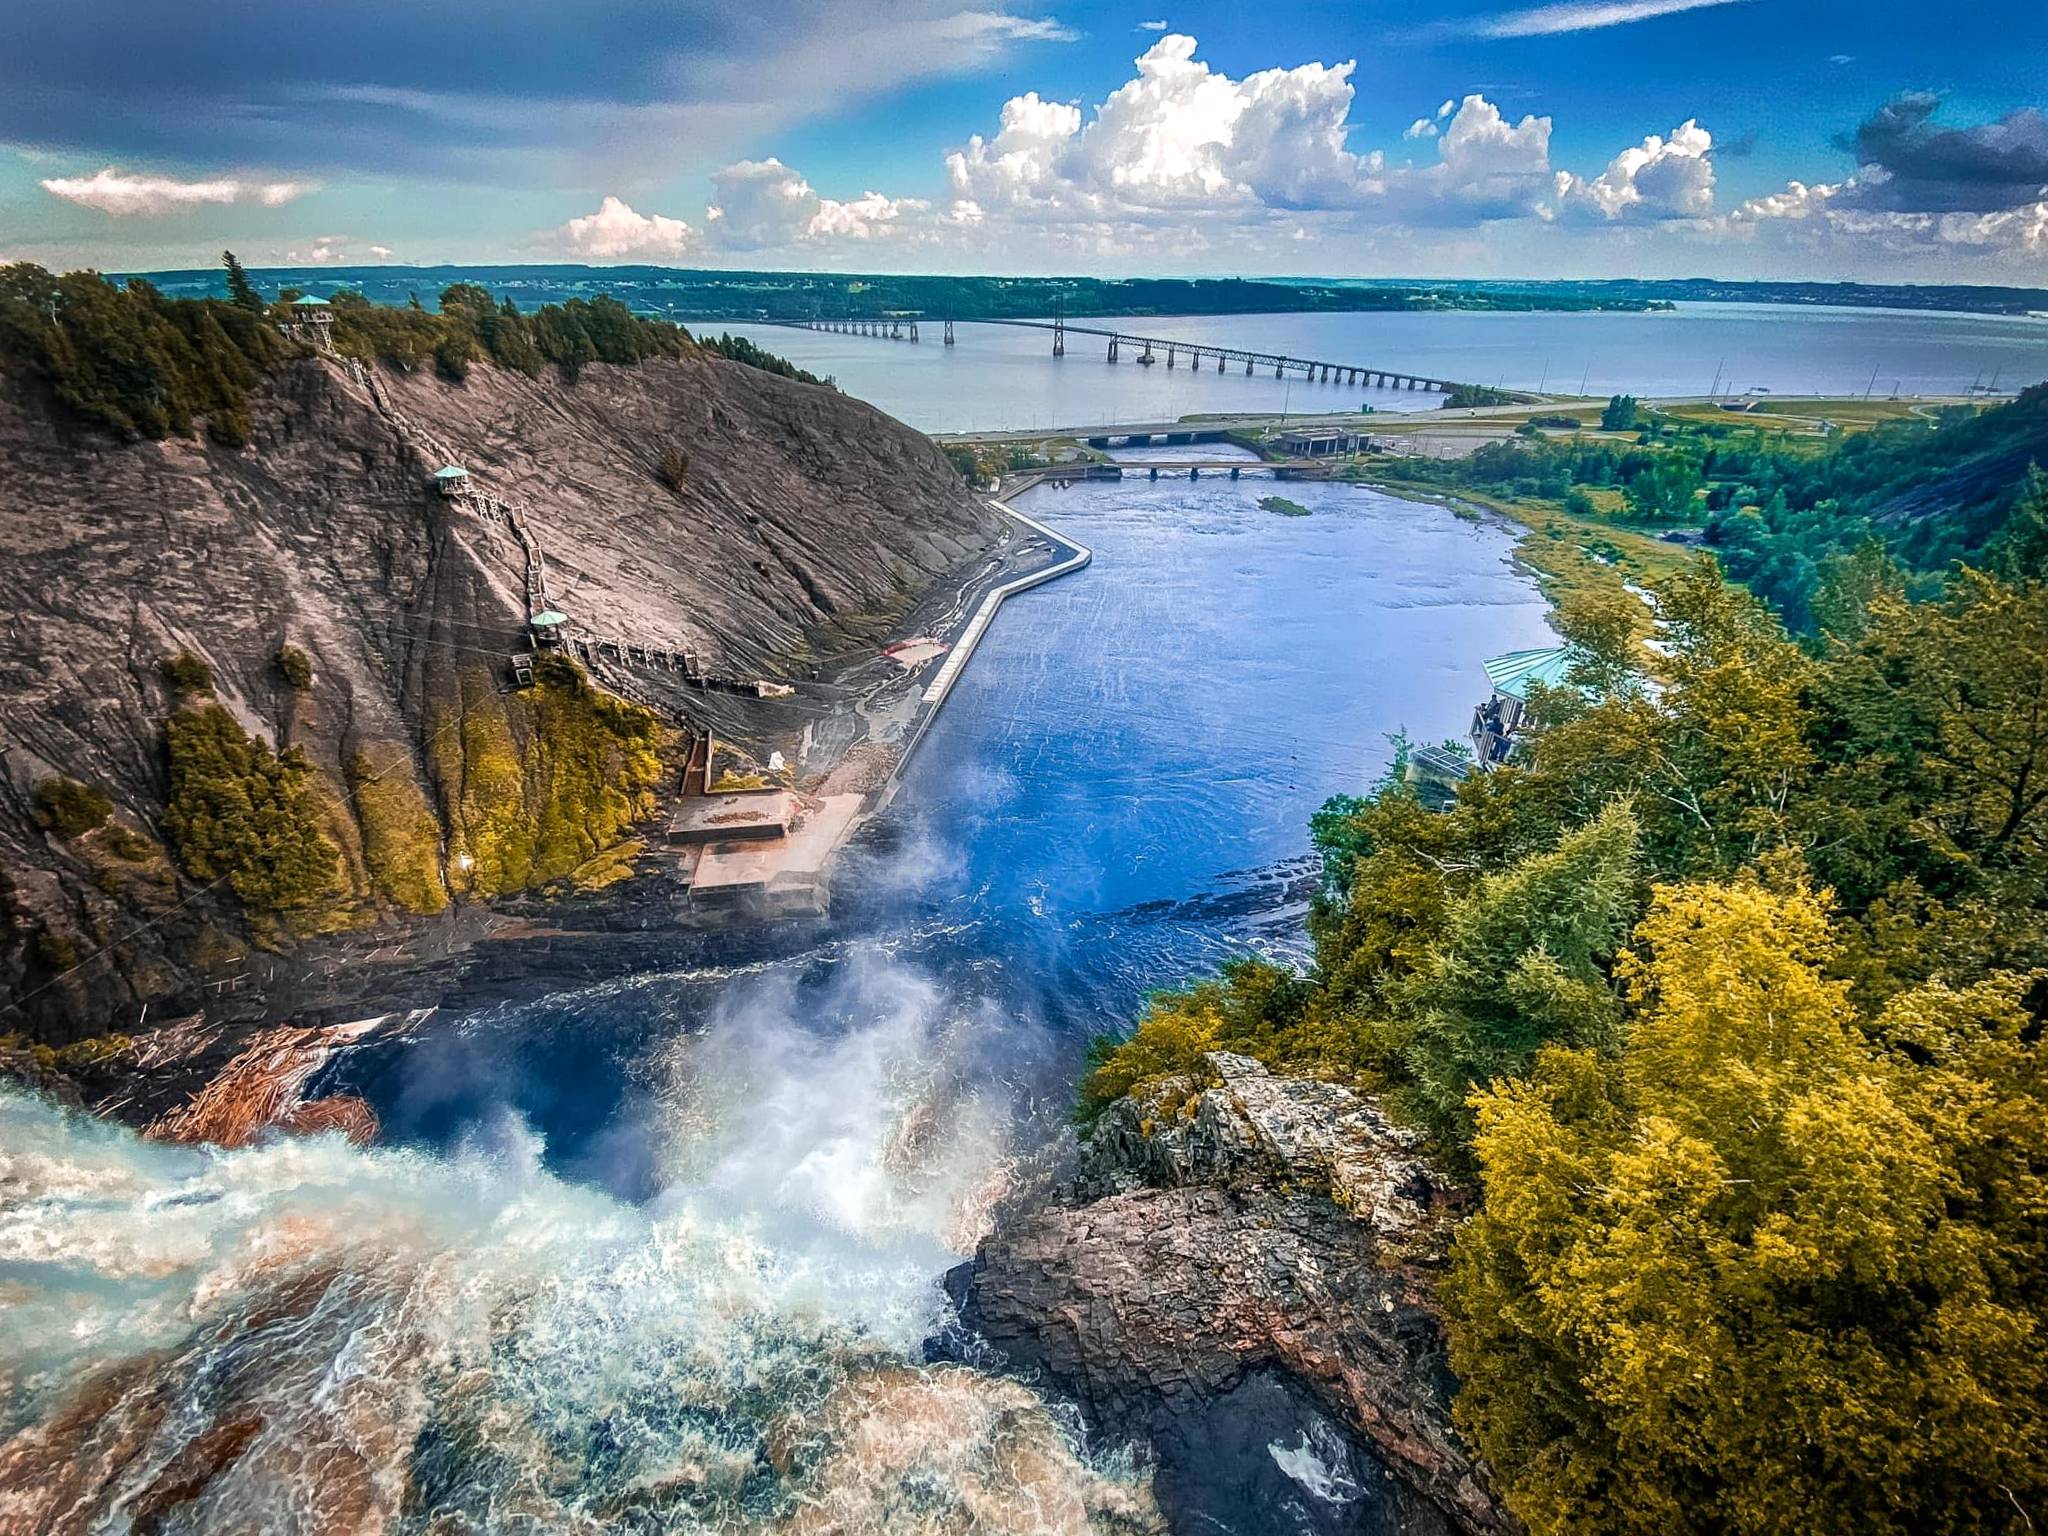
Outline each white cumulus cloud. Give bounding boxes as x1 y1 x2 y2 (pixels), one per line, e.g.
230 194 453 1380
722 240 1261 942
1561 118 1716 220
706 159 925 249
40 167 315 217
559 195 696 258
1405 118 1440 140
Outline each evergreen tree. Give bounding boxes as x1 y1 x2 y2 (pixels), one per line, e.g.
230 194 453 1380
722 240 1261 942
221 249 263 313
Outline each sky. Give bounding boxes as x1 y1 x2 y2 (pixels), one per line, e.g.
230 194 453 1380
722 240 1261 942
2 0 2045 282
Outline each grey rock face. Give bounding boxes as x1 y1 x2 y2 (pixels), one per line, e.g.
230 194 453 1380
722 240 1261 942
0 353 999 1042
943 1053 1514 1535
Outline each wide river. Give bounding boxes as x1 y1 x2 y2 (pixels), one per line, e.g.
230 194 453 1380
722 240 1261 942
17 299 2042 1531
717 302 2048 432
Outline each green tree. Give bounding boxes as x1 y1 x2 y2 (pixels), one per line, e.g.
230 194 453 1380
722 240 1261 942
1395 801 1637 1155
1600 394 1639 432
221 250 263 313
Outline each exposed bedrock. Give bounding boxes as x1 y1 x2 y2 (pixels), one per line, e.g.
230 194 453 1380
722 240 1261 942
0 352 999 1043
940 1053 1515 1536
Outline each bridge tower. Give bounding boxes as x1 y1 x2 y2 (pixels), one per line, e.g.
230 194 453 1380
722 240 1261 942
944 316 955 346
1052 294 1065 357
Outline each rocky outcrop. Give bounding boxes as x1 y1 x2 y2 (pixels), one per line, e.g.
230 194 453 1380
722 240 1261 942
0 352 1000 1043
941 1054 1513 1536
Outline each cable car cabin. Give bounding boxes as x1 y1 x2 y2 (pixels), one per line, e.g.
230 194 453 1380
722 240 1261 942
509 652 536 688
433 464 470 497
528 610 568 650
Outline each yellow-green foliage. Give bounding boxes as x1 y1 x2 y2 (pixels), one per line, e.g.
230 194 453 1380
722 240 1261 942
1078 557 2048 1535
433 657 666 900
709 770 769 792
434 670 533 899
159 651 214 696
33 777 112 838
1444 879 2048 1536
275 644 314 689
1077 957 1309 1123
347 746 448 915
161 704 343 921
525 654 666 878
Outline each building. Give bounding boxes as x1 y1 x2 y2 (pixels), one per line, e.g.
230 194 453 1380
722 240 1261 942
279 294 334 346
433 465 470 497
1470 645 1577 767
1274 426 1363 457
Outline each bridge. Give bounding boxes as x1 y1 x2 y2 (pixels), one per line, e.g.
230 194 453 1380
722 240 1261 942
769 316 1462 394
1028 460 1335 484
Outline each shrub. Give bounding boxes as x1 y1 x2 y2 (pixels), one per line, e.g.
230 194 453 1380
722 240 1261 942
159 651 213 695
34 777 112 838
162 704 342 916
33 930 80 970
275 644 314 689
657 445 690 492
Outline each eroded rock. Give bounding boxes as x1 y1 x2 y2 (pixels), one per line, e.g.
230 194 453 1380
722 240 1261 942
941 1053 1513 1535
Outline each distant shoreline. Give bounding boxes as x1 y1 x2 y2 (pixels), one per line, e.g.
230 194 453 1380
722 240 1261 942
113 263 2048 323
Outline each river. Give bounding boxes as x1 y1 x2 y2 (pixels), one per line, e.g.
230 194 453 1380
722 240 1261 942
715 303 2048 432
0 460 1551 1531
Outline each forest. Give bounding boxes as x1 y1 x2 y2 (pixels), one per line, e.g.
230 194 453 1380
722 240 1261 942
1376 385 2048 633
1083 527 2048 1531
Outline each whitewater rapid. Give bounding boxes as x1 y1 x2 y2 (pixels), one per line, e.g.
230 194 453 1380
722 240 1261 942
0 952 1158 1534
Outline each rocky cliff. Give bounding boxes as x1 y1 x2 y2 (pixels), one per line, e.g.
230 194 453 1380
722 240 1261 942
0 350 999 1043
940 1053 1513 1536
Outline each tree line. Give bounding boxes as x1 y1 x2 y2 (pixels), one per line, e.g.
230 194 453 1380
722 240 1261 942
0 256 823 444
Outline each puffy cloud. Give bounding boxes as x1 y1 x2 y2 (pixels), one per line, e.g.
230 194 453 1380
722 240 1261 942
1838 93 2048 214
284 235 353 264
705 159 925 250
40 166 314 217
1562 119 1716 220
368 244 395 259
560 195 696 259
1477 0 1751 37
1137 17 1167 28
1405 118 1439 140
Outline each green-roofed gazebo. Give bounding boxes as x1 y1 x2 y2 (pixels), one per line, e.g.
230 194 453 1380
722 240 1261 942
1471 644 1579 768
528 610 568 649
433 464 470 496
1482 645 1576 702
293 294 332 308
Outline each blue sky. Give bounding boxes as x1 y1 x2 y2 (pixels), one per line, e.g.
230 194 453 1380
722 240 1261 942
3 0 2045 280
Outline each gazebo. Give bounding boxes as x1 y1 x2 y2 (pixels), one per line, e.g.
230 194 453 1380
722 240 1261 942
433 465 470 497
528 609 568 649
279 294 335 345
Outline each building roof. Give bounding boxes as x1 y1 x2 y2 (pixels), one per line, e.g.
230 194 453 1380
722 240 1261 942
433 464 469 480
293 294 332 307
1483 645 1578 702
529 610 568 627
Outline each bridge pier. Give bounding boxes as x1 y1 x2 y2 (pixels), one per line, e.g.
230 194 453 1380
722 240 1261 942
1274 360 1284 378
944 318 955 345
1166 347 1175 369
1189 467 1199 479
1217 352 1225 372
909 320 919 343
1229 466 1240 479
1245 357 1254 376
1107 337 1119 362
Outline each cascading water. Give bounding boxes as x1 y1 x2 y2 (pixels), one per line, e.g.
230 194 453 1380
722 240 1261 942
0 950 1158 1534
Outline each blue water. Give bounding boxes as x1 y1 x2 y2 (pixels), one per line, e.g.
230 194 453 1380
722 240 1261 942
343 471 1552 1199
720 303 2048 433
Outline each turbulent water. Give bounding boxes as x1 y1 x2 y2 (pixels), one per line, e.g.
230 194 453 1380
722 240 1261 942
720 302 2048 432
0 472 1550 1533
